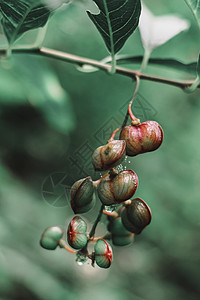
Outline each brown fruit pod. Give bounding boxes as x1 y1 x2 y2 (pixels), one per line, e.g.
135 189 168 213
70 177 95 213
121 198 152 234
97 170 138 205
92 140 126 171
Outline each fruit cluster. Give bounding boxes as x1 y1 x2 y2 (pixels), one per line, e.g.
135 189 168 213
40 106 163 269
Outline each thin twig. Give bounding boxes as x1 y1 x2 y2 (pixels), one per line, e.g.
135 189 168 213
89 204 104 238
88 232 112 242
121 75 140 127
58 239 77 254
0 47 199 89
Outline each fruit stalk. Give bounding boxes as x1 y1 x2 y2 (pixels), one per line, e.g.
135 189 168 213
58 239 77 254
122 75 141 128
89 204 104 238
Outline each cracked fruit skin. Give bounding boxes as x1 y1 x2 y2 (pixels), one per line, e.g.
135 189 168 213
40 226 63 250
121 198 152 234
120 121 163 156
92 140 126 171
94 239 113 268
97 170 138 205
67 216 88 249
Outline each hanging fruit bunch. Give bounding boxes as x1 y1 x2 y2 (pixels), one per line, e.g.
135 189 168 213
40 81 163 269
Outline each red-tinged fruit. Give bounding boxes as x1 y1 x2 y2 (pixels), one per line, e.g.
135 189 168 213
67 216 88 249
94 239 113 268
121 198 152 234
120 121 163 156
97 169 138 205
92 140 126 171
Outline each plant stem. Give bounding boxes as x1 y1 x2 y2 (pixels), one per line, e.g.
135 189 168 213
93 173 109 188
184 75 200 93
58 239 77 254
140 49 151 73
0 47 199 89
89 204 104 238
33 23 48 48
185 0 200 31
88 233 112 242
108 127 119 142
102 0 116 74
110 53 116 74
121 75 141 127
128 75 141 122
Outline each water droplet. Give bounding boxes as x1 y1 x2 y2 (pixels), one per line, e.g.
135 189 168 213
116 164 123 172
104 204 121 213
76 251 88 266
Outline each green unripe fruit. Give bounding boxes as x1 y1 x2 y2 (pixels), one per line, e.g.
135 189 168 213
108 217 134 246
70 177 95 213
67 216 88 249
94 239 113 268
40 226 63 250
121 198 152 234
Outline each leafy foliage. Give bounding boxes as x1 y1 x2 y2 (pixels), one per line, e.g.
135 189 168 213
0 0 66 45
87 0 141 54
139 3 190 52
0 1 200 299
185 0 200 28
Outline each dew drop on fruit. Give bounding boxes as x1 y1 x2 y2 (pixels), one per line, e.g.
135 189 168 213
116 164 123 172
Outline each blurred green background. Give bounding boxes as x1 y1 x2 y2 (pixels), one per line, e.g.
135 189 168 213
0 0 200 299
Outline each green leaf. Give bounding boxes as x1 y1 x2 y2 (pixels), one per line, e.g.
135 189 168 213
0 0 65 45
185 0 200 29
87 0 141 54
